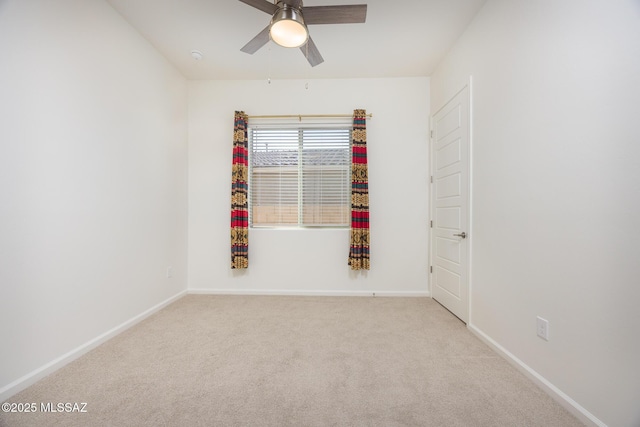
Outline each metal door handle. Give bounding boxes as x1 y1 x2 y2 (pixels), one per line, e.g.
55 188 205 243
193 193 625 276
454 232 467 239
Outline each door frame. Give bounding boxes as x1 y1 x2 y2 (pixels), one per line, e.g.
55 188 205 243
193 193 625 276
429 77 473 324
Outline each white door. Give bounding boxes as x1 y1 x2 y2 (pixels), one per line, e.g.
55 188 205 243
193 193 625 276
430 85 470 323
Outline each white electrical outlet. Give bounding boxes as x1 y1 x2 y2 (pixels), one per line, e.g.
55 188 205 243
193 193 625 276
536 316 549 341
166 266 173 279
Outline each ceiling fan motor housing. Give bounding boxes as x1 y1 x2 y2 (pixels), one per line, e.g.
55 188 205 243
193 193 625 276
270 3 308 48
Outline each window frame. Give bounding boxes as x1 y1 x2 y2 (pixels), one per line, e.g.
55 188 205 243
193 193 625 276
248 121 352 229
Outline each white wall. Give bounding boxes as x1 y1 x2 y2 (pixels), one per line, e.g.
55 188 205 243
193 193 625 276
0 0 188 399
430 1 640 426
188 78 429 295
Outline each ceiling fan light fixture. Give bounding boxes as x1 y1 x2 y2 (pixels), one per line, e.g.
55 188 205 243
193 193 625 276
270 5 308 48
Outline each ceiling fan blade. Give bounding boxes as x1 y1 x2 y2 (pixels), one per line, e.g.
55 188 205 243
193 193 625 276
240 25 271 54
303 5 367 25
300 36 324 67
238 0 278 15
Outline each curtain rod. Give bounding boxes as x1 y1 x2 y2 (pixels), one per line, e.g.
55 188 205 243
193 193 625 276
247 113 373 121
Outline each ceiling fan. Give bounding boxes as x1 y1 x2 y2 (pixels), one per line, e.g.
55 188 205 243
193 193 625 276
238 0 367 67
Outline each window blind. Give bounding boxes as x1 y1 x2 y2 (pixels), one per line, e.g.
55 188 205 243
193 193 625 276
249 126 351 227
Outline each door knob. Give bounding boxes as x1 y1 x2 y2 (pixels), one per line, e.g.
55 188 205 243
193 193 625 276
454 232 467 239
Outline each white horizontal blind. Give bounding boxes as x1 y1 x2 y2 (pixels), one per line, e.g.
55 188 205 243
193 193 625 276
250 126 351 227
301 129 350 226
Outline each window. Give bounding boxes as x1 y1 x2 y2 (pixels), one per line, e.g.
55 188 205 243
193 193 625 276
249 125 351 227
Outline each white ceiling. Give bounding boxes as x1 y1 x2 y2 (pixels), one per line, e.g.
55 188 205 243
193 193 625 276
106 0 487 80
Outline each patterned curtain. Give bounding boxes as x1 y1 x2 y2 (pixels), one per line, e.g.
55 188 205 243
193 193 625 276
348 109 370 270
231 111 249 269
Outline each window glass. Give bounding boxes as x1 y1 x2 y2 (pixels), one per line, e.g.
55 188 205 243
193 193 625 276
249 127 351 227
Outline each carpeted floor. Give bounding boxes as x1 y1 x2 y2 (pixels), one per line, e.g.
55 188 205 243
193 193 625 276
0 295 584 426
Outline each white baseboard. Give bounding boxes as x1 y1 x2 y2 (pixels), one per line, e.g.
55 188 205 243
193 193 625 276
188 288 430 297
0 290 187 403
468 323 606 427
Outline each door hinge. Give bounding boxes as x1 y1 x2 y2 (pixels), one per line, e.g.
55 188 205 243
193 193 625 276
430 266 433 273
430 130 433 138
430 220 433 228
430 176 433 184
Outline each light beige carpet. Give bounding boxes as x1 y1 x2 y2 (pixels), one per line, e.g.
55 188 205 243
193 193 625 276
1 295 583 427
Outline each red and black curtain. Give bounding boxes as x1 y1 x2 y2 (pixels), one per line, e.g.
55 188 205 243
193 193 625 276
348 109 370 270
231 111 249 269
